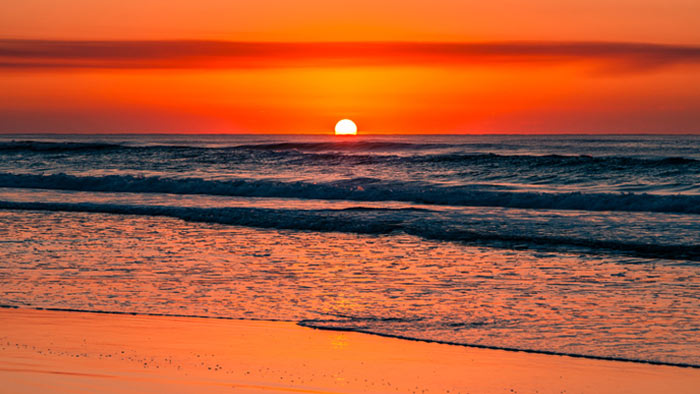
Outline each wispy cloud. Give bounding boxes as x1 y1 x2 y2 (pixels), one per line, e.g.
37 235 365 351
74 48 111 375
1 39 699 71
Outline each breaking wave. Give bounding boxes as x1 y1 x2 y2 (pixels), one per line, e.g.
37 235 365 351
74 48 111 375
1 200 698 260
0 172 698 214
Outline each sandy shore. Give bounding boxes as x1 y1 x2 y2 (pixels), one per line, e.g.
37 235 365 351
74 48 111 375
0 308 697 393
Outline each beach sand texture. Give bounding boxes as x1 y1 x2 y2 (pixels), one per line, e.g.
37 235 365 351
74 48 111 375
1 308 698 393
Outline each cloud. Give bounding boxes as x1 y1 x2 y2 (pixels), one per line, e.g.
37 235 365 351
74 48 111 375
1 39 699 72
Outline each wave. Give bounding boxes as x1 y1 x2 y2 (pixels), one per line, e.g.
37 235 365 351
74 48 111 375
416 153 700 167
277 151 700 171
232 141 449 151
0 140 124 152
1 172 699 214
2 140 698 168
0 140 445 153
1 200 698 260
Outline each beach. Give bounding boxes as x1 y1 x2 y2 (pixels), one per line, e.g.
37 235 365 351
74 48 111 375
2 307 698 393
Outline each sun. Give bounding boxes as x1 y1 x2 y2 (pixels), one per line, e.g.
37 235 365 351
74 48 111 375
334 119 357 135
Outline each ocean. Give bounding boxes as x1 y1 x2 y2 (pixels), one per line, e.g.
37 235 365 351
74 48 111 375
0 134 698 366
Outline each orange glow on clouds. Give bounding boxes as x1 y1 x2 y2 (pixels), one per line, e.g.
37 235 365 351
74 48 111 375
2 55 699 134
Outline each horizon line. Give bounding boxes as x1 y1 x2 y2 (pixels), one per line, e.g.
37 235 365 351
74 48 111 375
2 132 700 136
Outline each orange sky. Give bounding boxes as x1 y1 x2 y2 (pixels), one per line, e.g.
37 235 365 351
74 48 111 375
1 0 699 133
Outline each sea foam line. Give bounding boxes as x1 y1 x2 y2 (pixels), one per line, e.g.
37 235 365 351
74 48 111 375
1 200 698 260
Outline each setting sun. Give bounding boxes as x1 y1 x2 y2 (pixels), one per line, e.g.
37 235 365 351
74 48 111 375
334 119 357 135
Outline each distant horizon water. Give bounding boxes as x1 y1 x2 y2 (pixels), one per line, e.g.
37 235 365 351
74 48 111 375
2 132 699 135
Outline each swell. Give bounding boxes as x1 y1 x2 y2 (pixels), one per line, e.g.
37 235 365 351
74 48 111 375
1 172 699 214
281 151 700 170
2 140 698 170
1 200 698 261
417 153 699 167
0 140 442 153
232 141 447 151
1 305 697 368
0 140 123 152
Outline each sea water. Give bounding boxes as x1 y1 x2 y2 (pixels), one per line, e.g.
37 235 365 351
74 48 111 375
0 134 698 366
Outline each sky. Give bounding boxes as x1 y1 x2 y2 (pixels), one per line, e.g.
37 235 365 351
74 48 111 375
1 0 699 134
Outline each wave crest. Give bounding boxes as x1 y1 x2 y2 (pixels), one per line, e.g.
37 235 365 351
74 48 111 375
0 200 698 261
0 172 698 214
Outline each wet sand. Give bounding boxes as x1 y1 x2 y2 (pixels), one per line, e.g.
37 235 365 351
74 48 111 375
0 307 697 393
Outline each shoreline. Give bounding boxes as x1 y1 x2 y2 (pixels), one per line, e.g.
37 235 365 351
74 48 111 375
4 305 696 369
1 307 698 393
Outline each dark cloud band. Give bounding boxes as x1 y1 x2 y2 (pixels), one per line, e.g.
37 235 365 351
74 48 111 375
1 40 699 71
